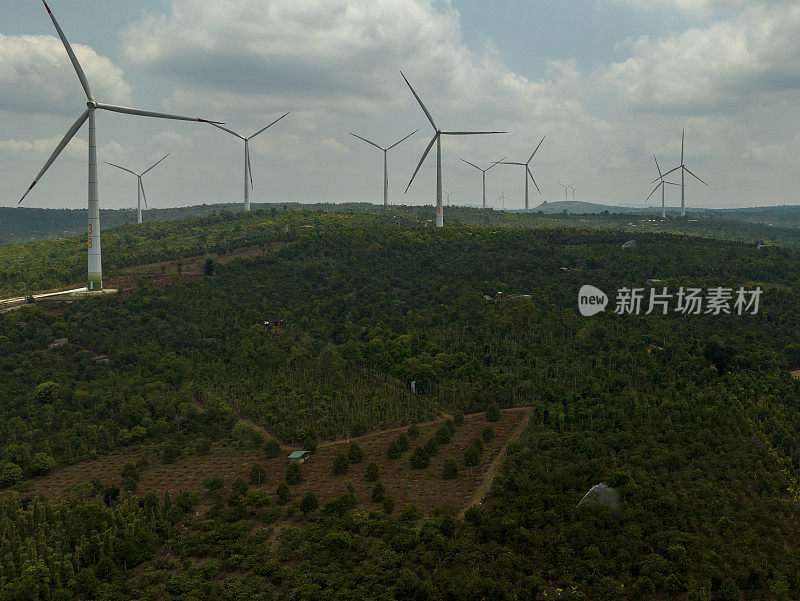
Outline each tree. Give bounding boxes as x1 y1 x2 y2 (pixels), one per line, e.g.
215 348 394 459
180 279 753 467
34 381 60 404
276 481 291 504
203 258 216 276
442 457 458 480
464 444 481 467
486 403 500 422
481 426 495 443
286 462 302 485
371 481 385 502
0 462 22 487
28 452 55 476
333 453 350 475
249 464 267 485
203 476 225 493
365 461 380 482
264 439 281 459
410 447 430 469
231 476 249 497
435 425 452 445
407 424 420 439
424 438 439 456
300 492 319 514
386 439 402 460
382 495 395 515
347 441 363 463
453 410 464 427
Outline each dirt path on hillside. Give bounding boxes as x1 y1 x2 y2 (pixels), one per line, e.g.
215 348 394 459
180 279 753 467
460 407 533 517
316 412 454 449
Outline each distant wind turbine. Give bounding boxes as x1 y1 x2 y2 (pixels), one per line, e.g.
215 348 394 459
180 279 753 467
655 130 708 217
210 113 290 211
17 0 221 291
349 130 417 206
443 189 454 206
497 188 509 210
105 154 170 224
500 137 545 211
560 184 571 203
459 157 506 208
401 71 506 227
647 155 680 220
569 186 579 201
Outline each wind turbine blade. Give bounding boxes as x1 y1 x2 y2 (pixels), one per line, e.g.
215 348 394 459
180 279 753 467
646 183 661 201
681 129 685 164
684 166 708 186
653 165 681 183
459 158 482 171
527 166 542 195
42 1 94 101
528 135 546 163
18 108 89 204
349 131 384 151
500 162 524 166
654 155 663 178
405 133 437 193
400 71 438 130
104 161 138 177
664 181 681 186
139 178 148 209
209 123 244 139
246 144 254 189
487 156 507 170
96 103 223 124
249 111 291 139
387 129 418 150
141 153 170 176
441 131 507 135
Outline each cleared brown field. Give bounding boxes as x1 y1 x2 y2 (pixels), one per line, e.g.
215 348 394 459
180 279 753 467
28 408 531 514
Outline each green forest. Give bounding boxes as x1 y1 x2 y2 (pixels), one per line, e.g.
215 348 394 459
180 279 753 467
2 208 800 599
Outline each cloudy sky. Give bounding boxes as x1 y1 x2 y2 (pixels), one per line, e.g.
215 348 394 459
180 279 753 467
2 0 800 212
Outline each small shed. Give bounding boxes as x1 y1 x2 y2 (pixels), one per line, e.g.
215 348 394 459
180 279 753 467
263 318 285 329
288 450 310 464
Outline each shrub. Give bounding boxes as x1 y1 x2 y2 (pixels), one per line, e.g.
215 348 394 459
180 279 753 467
245 488 272 508
485 403 500 422
371 481 385 502
365 461 380 482
442 457 458 480
231 476 249 497
249 464 267 485
347 441 363 463
276 482 291 504
382 495 395 515
161 442 182 464
435 425 452 445
286 462 302 485
410 447 430 469
332 453 350 475
453 410 464 427
464 444 481 467
396 434 409 452
423 438 439 456
264 439 281 459
400 504 422 521
203 476 224 492
28 453 55 476
195 437 212 455
407 424 420 439
386 439 402 460
481 425 495 443
300 492 319 514
203 258 215 276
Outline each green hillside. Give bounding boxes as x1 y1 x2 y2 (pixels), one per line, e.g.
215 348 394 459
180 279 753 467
2 210 800 599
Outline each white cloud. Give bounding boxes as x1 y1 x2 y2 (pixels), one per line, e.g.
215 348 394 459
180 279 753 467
0 134 128 162
599 4 800 113
0 33 132 114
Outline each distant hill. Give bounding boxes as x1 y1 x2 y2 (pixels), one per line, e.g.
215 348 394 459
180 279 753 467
532 200 658 214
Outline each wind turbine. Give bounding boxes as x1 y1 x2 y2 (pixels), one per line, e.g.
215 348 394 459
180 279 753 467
500 137 545 212
647 155 680 219
348 130 417 207
560 184 571 203
655 130 708 217
17 0 221 291
443 189 454 206
105 154 170 224
497 189 509 210
209 112 290 211
569 186 579 201
459 157 506 208
401 71 506 227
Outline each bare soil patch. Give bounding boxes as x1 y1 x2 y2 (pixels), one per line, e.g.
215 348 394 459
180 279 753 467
28 408 531 514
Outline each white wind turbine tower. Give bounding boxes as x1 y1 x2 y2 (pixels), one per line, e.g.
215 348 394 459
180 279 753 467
209 112 290 211
569 186 579 201
17 0 222 291
647 155 680 220
459 157 507 208
497 189 509 210
349 130 417 207
655 130 708 217
500 137 546 212
560 184 571 203
105 154 170 224
401 72 506 227
443 189 454 206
